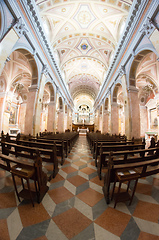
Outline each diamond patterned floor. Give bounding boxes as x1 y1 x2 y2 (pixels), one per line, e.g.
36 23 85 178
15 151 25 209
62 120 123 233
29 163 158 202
0 135 159 240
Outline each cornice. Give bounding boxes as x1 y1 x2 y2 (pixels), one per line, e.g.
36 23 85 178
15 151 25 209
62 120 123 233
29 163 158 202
3 0 74 110
23 0 74 108
94 0 152 110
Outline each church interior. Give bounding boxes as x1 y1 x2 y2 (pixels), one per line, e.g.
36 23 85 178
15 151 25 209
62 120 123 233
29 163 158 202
0 0 159 239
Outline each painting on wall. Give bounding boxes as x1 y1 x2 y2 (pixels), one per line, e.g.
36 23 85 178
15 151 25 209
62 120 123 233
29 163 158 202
150 108 158 130
157 102 159 116
9 105 17 124
5 101 11 113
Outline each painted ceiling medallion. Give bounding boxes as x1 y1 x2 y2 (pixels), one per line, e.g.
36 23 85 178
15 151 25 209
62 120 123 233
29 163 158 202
74 5 96 28
77 39 92 54
36 1 132 109
78 11 91 24
61 50 65 54
81 43 88 50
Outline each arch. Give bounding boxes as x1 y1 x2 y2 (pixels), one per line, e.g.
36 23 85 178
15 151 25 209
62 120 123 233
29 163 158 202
111 83 124 135
59 97 63 110
100 105 102 115
65 105 67 114
105 98 109 110
129 50 152 87
137 74 157 105
0 48 38 134
45 81 55 102
0 2 5 40
15 49 38 85
112 83 122 103
134 51 159 139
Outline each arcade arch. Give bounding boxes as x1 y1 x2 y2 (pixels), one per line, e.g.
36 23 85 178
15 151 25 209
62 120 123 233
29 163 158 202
111 83 124 135
135 51 159 143
0 50 33 134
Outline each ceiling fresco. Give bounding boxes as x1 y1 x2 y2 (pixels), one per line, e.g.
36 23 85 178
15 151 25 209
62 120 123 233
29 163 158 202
35 0 133 110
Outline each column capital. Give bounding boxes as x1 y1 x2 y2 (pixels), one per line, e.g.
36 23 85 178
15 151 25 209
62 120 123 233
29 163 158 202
42 64 49 75
48 101 56 106
140 17 154 37
128 86 139 93
111 102 118 107
28 84 39 92
103 110 110 115
118 65 125 77
14 17 28 37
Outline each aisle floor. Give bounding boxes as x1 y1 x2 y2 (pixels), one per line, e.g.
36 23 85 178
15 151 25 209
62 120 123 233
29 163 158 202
0 135 159 240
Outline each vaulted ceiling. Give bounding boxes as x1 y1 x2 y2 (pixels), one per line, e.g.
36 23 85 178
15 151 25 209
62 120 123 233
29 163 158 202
35 0 133 111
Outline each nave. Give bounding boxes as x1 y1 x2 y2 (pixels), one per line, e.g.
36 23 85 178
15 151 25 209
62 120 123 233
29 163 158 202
0 135 159 240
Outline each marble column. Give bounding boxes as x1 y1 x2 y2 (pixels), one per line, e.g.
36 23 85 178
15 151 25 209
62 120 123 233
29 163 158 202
19 102 27 134
96 109 100 131
140 106 148 137
57 110 64 133
121 74 131 139
24 85 38 135
67 109 70 130
64 112 68 131
156 97 159 141
0 93 6 132
111 102 119 135
47 101 56 132
102 110 109 134
68 109 72 131
128 86 140 139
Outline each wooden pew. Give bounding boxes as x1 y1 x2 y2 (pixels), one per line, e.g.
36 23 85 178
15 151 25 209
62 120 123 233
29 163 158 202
98 146 158 180
16 138 65 165
37 138 67 157
0 151 49 204
102 149 159 204
86 132 127 151
93 141 137 165
38 131 79 153
95 144 145 178
1 139 59 181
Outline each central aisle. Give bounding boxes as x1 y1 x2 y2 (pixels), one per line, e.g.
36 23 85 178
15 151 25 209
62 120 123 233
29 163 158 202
48 135 107 239
1 135 159 240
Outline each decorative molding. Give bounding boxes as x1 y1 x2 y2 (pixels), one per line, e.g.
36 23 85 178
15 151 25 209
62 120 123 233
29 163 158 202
119 65 126 77
32 49 37 57
20 0 74 107
42 64 49 75
94 0 145 108
140 17 154 36
127 86 139 93
28 84 39 92
14 17 28 37
5 57 11 63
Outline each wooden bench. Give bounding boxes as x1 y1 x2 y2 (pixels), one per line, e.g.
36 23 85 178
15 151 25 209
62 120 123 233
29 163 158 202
1 139 59 181
97 143 146 177
111 168 140 208
94 141 140 165
102 149 159 204
16 137 65 165
0 151 49 206
38 132 79 153
86 132 127 151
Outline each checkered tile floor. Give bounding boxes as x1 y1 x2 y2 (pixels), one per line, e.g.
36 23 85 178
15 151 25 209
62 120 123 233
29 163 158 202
0 135 159 240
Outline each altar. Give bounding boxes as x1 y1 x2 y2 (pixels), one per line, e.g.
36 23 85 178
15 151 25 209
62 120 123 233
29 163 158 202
77 127 89 135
